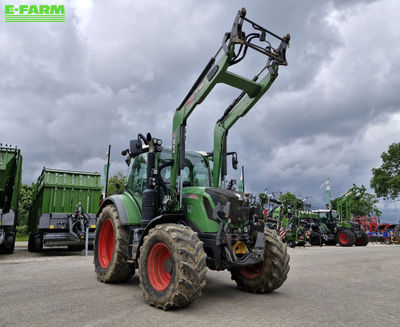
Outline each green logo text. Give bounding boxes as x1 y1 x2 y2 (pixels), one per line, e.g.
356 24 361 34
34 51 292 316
5 5 65 22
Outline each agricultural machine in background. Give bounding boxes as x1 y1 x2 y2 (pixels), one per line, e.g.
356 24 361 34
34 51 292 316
371 223 400 245
28 168 103 252
335 184 366 221
312 209 368 246
270 198 307 248
260 193 326 247
94 8 291 310
352 215 379 232
0 145 22 254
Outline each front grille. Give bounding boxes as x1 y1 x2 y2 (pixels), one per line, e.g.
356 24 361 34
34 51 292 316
205 188 249 225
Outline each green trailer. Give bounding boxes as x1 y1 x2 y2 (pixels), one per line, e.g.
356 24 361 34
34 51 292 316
0 145 22 254
28 168 102 251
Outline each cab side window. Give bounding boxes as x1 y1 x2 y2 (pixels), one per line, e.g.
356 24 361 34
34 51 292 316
126 155 147 194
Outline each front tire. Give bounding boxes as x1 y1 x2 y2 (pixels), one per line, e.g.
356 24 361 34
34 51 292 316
139 224 207 310
94 204 135 283
230 227 290 293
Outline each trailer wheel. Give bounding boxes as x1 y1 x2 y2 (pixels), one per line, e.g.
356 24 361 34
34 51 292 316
383 237 391 245
230 227 290 293
0 233 15 254
28 232 43 252
355 231 368 246
336 229 355 247
139 224 207 310
94 204 135 283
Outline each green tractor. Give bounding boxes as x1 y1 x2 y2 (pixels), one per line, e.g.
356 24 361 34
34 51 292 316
94 9 290 310
312 209 368 246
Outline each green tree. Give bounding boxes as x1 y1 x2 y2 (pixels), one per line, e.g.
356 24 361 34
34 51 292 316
17 183 33 226
107 172 126 196
279 192 304 210
371 142 400 199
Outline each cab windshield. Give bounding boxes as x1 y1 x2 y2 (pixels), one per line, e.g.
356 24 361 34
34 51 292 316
160 149 211 188
125 148 210 195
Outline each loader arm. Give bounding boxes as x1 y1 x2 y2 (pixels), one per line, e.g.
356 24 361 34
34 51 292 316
335 184 366 221
211 64 280 188
170 8 290 208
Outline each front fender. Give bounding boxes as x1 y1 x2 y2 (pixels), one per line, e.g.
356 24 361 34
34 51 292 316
98 192 141 225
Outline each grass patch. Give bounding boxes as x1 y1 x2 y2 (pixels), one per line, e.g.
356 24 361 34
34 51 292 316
16 225 29 241
16 234 29 242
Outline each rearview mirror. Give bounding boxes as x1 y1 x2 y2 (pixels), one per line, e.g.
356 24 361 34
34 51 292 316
130 138 143 156
232 153 238 170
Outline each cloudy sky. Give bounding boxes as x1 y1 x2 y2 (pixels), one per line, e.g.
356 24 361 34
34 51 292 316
1 0 399 223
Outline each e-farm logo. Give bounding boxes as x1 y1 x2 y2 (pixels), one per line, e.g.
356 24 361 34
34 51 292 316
4 4 65 22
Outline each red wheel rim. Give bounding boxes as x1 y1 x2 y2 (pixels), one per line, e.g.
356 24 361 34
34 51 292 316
147 242 173 291
339 233 349 245
239 262 264 279
98 218 115 268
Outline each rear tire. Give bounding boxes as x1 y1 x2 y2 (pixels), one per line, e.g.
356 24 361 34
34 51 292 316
139 224 207 310
230 227 290 293
94 205 135 283
355 231 368 246
0 233 15 254
336 229 355 247
28 232 43 252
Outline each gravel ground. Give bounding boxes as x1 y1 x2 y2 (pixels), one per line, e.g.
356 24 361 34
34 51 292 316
0 243 399 327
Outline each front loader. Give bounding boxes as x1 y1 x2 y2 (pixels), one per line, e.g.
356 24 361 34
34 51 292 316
94 8 290 310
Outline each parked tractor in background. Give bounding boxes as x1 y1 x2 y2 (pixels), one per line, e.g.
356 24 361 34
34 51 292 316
93 8 290 310
312 209 368 246
0 145 22 254
28 168 102 252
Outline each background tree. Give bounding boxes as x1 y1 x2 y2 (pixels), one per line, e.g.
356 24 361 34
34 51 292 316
371 142 400 199
17 183 33 226
279 192 304 210
107 172 126 196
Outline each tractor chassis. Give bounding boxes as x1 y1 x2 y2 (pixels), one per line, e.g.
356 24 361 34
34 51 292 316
127 218 266 271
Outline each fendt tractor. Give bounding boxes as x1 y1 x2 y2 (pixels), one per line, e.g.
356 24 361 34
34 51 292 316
312 208 368 247
0 145 22 254
94 8 291 310
28 168 102 252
